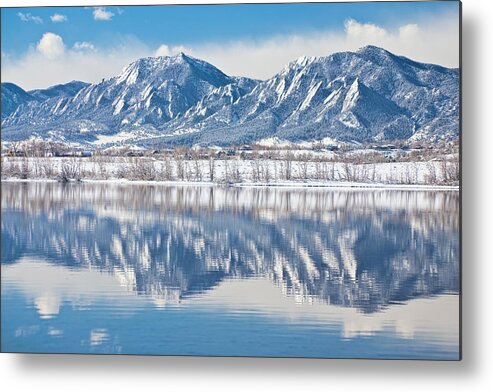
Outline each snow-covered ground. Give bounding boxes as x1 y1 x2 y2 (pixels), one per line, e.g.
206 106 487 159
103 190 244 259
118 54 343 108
0 156 459 189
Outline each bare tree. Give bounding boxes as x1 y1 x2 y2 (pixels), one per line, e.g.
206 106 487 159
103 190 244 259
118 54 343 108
57 160 81 182
39 158 56 178
19 157 30 179
299 153 309 181
129 158 156 181
412 163 419 184
223 159 231 183
231 159 242 183
251 157 261 182
314 160 322 180
176 156 185 180
448 160 460 184
8 141 21 156
425 162 438 185
402 165 412 184
272 159 278 181
261 160 271 183
162 155 173 180
440 160 449 184
340 162 353 182
193 155 203 181
282 151 294 180
95 155 109 179
370 164 376 183
184 161 193 182
1 158 20 178
116 158 129 179
208 157 216 182
327 162 336 181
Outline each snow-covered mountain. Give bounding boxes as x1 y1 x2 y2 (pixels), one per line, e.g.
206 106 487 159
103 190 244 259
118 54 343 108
1 83 37 119
1 46 459 147
28 80 90 101
1 80 89 120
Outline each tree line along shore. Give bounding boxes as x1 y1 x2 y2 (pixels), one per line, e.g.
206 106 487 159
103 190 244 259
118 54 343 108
1 139 459 186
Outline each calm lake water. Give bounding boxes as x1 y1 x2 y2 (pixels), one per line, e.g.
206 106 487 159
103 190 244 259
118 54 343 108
1 182 460 359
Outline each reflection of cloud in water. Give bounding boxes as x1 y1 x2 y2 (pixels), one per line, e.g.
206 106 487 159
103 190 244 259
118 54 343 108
2 258 144 320
34 294 60 319
2 259 458 343
47 328 64 336
195 278 458 341
90 329 109 346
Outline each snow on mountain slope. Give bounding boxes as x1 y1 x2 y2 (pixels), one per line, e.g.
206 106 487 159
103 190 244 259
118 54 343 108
1 83 38 119
28 80 90 101
165 46 458 146
2 53 258 145
1 46 459 147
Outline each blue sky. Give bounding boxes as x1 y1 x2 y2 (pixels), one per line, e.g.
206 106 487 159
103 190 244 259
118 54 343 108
1 2 460 89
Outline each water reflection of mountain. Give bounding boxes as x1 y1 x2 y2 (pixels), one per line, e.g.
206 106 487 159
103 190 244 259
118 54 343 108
1 182 459 313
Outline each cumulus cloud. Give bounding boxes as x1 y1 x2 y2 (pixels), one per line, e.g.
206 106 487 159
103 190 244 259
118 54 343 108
2 34 150 89
50 13 68 23
2 14 458 90
17 12 43 24
93 7 114 21
344 19 388 39
36 32 65 60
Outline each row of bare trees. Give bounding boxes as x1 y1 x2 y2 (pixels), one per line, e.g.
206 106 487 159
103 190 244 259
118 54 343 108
1 155 460 185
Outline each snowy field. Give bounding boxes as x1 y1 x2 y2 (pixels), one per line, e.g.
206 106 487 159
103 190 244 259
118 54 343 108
1 155 459 189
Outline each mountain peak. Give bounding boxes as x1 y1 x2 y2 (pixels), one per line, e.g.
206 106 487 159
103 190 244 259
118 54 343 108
158 52 203 66
357 45 391 54
115 54 193 85
160 51 190 63
122 53 192 71
355 45 396 63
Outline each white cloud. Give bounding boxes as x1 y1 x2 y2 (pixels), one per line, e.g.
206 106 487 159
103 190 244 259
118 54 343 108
2 14 459 90
17 12 43 24
50 13 68 23
184 16 459 80
154 44 188 57
93 7 114 21
36 32 65 60
398 23 420 39
73 41 96 52
2 35 149 89
344 19 388 39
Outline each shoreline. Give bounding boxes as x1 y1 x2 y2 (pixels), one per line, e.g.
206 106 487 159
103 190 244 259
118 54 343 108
0 178 460 191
